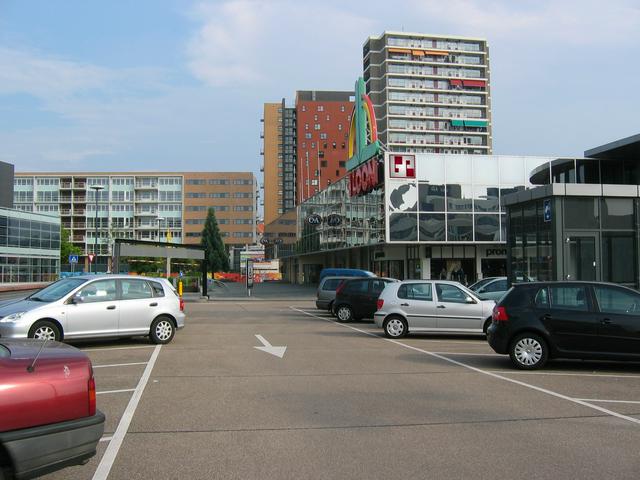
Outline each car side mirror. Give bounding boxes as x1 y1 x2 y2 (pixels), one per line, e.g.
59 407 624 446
465 296 476 304
69 294 83 305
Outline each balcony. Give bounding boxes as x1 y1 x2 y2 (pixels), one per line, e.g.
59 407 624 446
59 196 72 203
135 182 158 189
73 209 86 215
60 182 72 189
135 210 159 216
134 197 159 203
60 209 72 216
72 235 85 242
73 182 86 189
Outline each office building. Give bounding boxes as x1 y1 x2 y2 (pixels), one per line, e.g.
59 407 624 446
363 31 492 154
13 171 257 269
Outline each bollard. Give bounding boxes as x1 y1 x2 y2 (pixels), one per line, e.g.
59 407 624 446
178 280 183 297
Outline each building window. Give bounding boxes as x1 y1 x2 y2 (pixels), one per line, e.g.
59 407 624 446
305 133 311 139
314 124 321 130
326 115 330 121
338 124 343 131
317 105 324 112
340 105 345 112
319 133 327 140
305 123 309 130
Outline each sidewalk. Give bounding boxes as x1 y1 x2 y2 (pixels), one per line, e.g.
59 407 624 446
203 281 316 301
0 282 48 293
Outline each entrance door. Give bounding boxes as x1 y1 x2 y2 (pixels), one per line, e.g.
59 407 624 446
564 234 599 281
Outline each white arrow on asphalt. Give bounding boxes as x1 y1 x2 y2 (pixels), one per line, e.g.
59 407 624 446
254 334 287 358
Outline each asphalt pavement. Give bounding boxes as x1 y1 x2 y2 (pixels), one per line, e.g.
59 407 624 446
38 289 640 480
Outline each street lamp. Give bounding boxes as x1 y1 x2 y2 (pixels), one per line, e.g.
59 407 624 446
155 216 165 243
90 185 105 274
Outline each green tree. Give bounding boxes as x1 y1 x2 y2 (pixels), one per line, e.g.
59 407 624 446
60 226 82 264
201 208 229 273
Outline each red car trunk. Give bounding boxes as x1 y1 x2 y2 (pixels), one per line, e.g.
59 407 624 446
0 340 93 432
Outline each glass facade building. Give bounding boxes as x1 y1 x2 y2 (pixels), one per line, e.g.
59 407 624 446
0 207 60 283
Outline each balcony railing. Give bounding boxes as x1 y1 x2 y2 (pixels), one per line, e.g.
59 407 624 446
60 183 72 189
135 182 158 189
73 182 86 189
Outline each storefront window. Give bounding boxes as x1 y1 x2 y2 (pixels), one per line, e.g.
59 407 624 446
602 233 636 285
601 198 634 229
564 198 599 229
389 213 417 241
419 214 445 241
447 214 473 241
446 184 473 212
474 214 499 241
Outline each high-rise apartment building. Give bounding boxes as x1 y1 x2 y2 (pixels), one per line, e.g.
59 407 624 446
13 171 257 266
262 101 296 225
295 91 353 202
363 31 491 154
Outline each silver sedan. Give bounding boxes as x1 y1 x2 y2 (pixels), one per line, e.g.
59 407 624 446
0 275 185 344
374 280 495 338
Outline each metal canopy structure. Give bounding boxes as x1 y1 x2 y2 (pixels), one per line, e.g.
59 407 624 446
112 239 208 297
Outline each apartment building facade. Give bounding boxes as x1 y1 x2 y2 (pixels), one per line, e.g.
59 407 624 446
363 31 492 155
295 91 354 203
262 101 297 225
13 172 257 267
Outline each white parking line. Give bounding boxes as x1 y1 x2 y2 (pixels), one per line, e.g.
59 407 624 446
493 371 640 380
96 388 136 395
291 307 640 426
92 344 162 480
575 398 640 405
82 345 155 352
94 362 148 369
431 351 502 357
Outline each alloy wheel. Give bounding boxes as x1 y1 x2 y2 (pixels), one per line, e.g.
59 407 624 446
386 318 405 337
155 320 173 341
33 326 56 341
337 307 352 322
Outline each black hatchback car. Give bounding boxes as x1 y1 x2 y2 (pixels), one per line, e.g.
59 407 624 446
487 281 640 369
333 277 398 322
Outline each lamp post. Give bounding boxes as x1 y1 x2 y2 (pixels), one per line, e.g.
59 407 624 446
89 185 105 274
155 216 165 243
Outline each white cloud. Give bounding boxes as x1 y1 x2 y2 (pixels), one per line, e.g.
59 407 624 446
409 0 640 45
186 0 376 88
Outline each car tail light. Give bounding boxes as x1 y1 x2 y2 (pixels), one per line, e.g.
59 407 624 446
492 306 509 322
376 299 384 311
335 281 346 295
179 297 185 311
88 367 96 416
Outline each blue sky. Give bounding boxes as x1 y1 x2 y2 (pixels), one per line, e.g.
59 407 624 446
1 0 639 175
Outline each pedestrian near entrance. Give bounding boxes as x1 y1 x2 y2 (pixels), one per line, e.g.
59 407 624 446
439 267 447 280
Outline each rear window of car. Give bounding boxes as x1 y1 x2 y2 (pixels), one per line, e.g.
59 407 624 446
501 286 534 308
344 280 369 294
150 281 165 297
322 279 342 291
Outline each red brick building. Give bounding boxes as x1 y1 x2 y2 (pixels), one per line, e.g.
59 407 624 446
295 91 353 203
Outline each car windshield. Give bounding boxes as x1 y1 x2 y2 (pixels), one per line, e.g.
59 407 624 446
469 278 493 291
29 278 88 302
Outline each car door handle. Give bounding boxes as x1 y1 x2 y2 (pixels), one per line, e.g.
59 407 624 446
149 302 158 307
601 318 612 325
400 303 410 307
437 305 446 309
106 305 116 310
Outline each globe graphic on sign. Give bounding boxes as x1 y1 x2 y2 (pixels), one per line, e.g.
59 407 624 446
389 183 417 212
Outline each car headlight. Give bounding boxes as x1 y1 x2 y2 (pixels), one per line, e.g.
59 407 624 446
0 312 27 323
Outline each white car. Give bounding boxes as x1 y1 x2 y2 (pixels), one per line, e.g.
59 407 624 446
0 275 185 344
374 280 495 338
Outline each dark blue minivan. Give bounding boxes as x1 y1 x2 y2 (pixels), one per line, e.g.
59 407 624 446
318 268 376 283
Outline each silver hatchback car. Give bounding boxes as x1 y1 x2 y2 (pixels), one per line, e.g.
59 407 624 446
374 280 495 338
0 275 185 344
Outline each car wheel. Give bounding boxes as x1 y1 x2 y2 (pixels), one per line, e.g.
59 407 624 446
149 316 175 344
384 316 408 338
28 320 61 342
335 305 353 323
509 333 548 370
483 318 492 334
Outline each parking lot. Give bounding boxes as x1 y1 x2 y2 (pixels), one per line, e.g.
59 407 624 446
42 298 640 479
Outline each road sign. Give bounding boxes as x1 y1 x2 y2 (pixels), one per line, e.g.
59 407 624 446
88 253 95 263
246 259 254 294
179 271 183 278
69 255 78 264
543 199 552 222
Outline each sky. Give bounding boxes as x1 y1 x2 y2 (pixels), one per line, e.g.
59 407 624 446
1 0 639 176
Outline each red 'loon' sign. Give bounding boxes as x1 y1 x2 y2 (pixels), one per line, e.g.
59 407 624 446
348 159 381 197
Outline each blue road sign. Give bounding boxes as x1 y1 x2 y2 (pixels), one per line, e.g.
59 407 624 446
543 199 552 222
69 254 79 263
179 271 184 278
